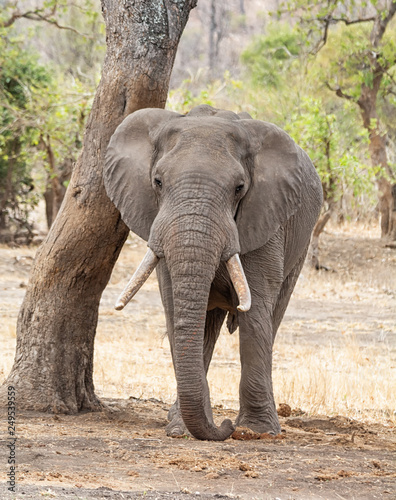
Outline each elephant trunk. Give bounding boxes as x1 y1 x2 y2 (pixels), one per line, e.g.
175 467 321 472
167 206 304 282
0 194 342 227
164 221 234 441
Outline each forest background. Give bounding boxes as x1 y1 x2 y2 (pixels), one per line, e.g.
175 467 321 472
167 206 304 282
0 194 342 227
1 0 396 248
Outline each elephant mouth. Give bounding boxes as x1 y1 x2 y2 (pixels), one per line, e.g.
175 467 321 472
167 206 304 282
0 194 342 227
114 248 251 313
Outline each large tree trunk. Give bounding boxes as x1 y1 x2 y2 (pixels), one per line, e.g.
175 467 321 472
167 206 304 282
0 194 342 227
1 0 196 413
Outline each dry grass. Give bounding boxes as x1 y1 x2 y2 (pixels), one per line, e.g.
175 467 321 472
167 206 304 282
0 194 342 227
0 318 16 385
273 334 395 423
0 223 395 426
92 312 395 426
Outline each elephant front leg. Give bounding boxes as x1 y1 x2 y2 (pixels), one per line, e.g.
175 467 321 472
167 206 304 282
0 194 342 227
236 310 281 435
156 262 185 436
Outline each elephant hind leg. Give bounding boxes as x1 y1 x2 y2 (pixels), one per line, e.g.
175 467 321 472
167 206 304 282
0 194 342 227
166 308 226 436
272 245 308 340
203 308 227 372
226 312 238 334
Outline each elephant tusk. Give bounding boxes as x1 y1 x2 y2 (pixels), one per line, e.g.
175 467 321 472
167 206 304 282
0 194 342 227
226 254 251 312
115 248 159 310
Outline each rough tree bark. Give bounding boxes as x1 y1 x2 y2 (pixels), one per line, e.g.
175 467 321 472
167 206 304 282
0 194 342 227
1 0 197 413
358 79 396 239
365 2 396 240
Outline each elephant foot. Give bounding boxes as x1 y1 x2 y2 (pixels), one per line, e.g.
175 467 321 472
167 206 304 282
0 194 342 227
236 411 281 436
166 414 190 437
167 400 179 422
166 399 220 439
166 400 190 437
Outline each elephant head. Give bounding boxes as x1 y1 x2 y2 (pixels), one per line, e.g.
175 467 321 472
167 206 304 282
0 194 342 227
104 105 306 441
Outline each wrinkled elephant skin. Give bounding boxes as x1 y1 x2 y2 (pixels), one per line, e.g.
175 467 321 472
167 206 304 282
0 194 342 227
104 105 323 441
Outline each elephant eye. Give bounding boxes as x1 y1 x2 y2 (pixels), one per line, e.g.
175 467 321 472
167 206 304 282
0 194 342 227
235 184 244 195
154 178 162 189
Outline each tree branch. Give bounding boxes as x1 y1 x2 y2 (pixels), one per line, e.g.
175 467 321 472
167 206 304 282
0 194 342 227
1 1 92 37
370 1 396 47
29 13 92 37
1 1 57 28
325 82 356 101
308 1 396 54
312 17 330 53
311 14 377 53
318 15 376 26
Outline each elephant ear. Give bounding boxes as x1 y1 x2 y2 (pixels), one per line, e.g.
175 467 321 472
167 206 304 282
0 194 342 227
237 119 309 254
104 108 181 241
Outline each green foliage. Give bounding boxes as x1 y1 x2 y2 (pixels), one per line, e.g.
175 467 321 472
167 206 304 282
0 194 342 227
241 24 302 88
1 0 392 232
285 97 376 206
168 71 245 115
0 37 52 230
0 1 101 234
0 32 95 233
239 22 379 215
282 1 396 130
317 23 389 100
32 0 105 86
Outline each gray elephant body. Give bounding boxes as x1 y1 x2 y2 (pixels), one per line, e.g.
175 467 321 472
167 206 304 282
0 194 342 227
105 105 323 441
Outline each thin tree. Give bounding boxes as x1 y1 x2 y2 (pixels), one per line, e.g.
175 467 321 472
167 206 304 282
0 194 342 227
323 3 396 239
208 0 229 77
0 0 197 412
285 0 396 239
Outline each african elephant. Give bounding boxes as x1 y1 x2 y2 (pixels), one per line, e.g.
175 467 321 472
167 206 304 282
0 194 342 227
104 104 322 441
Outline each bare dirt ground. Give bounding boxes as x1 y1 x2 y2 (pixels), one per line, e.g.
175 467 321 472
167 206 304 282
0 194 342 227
0 223 395 499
